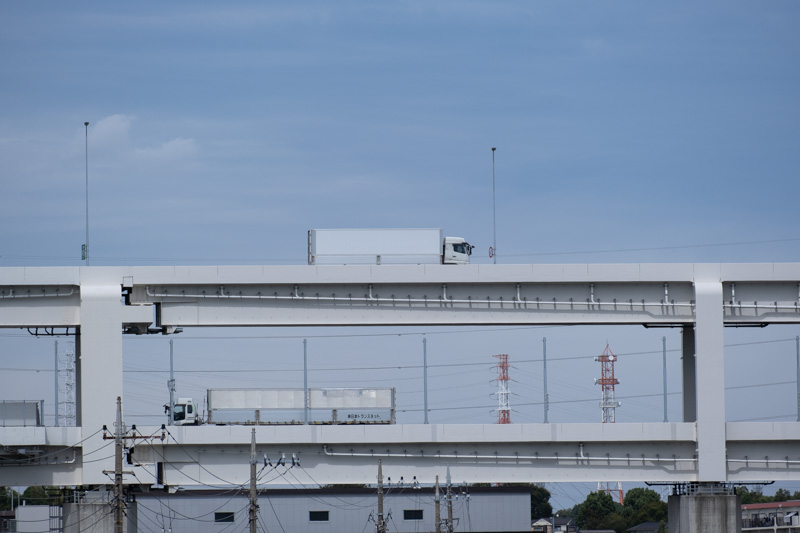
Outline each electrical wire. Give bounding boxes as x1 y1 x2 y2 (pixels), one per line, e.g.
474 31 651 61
504 236 800 258
15 496 113 533
164 428 252 487
262 492 286 533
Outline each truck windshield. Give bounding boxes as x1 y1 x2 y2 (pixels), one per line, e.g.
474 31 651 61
173 404 186 421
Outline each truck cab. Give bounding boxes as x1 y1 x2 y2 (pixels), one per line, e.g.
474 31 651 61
442 237 473 265
167 398 198 426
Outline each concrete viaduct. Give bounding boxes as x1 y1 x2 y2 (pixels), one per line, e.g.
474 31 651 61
1 263 800 531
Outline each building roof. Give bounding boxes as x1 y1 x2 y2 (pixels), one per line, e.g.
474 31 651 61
627 522 663 532
742 500 800 511
532 517 575 526
135 485 533 498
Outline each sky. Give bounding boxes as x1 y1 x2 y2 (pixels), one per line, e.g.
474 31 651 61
1 0 800 510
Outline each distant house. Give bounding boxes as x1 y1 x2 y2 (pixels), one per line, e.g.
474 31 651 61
532 517 577 532
741 500 800 530
626 522 663 533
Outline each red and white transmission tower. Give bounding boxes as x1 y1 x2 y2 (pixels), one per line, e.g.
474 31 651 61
595 344 623 504
493 354 511 424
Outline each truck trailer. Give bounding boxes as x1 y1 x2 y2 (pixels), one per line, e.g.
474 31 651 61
170 388 396 426
307 228 473 265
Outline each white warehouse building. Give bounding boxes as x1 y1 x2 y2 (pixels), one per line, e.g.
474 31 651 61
132 485 531 533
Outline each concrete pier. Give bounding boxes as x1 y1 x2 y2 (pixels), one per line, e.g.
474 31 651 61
668 493 742 533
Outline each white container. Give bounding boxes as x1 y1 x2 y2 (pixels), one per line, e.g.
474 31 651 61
308 228 445 265
207 387 396 425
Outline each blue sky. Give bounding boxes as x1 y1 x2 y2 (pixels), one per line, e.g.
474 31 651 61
2 0 800 508
2 1 799 265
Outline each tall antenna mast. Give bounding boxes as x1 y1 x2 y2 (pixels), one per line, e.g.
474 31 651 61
494 354 511 424
491 147 497 264
83 121 90 265
595 344 623 503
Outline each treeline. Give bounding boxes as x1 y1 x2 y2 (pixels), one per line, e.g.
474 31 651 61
0 486 63 510
554 488 667 533
738 487 800 505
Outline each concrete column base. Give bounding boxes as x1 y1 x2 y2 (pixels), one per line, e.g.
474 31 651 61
668 493 741 533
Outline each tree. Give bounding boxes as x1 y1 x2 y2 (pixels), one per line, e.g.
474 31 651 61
623 487 661 513
629 500 668 527
21 486 60 505
773 488 791 502
576 491 617 530
622 487 667 529
0 487 20 511
555 505 579 520
530 485 553 520
599 512 628 533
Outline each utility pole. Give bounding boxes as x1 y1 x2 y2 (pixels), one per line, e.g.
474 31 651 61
446 466 454 533
434 475 441 533
376 460 387 533
103 398 130 533
249 428 258 533
113 398 123 533
103 397 164 533
168 339 175 425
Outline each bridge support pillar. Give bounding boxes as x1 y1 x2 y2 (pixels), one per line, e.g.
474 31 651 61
77 280 125 484
681 325 696 422
668 490 741 533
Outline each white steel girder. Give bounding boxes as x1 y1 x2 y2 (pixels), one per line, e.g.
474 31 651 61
1 263 800 487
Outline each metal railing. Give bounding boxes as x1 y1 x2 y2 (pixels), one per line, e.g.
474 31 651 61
0 400 44 427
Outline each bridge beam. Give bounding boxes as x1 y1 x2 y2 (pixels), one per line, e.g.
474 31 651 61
2 264 800 488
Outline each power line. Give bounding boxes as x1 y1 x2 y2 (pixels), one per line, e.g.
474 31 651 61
122 325 559 341
504 237 800 258
399 381 796 413
3 236 798 263
4 335 798 374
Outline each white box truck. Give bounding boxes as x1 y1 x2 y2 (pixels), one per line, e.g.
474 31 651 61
307 228 473 265
169 388 396 426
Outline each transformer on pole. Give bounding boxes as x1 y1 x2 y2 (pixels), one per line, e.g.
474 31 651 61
595 344 623 504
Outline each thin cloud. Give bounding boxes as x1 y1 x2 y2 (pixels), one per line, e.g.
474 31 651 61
134 137 198 161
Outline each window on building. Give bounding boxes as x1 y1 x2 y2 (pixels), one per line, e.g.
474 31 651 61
309 511 329 522
404 509 423 520
214 512 235 523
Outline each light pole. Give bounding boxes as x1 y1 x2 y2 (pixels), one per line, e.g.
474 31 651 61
491 147 497 264
84 121 89 266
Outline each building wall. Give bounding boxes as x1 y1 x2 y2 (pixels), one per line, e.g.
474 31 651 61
14 505 49 533
741 500 800 531
135 487 530 533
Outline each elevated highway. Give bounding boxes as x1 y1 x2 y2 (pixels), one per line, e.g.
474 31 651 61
1 263 799 489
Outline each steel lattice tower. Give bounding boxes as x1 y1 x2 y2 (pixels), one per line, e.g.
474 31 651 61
595 344 623 504
494 354 511 424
